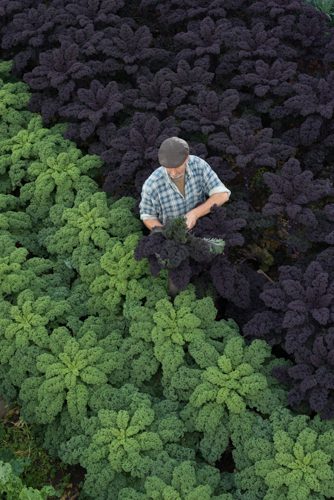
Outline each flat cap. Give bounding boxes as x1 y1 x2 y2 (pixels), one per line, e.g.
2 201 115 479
158 136 190 168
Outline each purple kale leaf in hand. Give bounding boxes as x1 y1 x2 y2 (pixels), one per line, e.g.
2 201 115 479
135 217 216 291
193 204 246 250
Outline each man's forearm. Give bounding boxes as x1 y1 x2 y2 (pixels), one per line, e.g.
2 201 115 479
192 192 230 219
142 218 163 231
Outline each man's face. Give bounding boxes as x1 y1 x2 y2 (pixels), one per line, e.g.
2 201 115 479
165 155 189 179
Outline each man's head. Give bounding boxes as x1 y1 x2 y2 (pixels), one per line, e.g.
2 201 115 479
158 137 190 178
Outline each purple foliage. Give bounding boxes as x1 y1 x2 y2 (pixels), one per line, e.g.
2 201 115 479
243 249 334 354
174 16 232 58
61 0 125 28
134 218 214 291
284 72 334 120
307 204 334 245
231 59 297 98
262 158 333 227
272 330 334 419
210 254 251 309
208 118 277 170
24 44 95 105
192 204 246 249
174 88 239 134
58 79 124 141
133 69 187 113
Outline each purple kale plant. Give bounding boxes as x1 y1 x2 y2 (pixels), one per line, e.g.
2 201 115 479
24 44 95 115
262 158 333 228
272 329 334 419
174 16 231 58
306 204 334 246
243 249 334 354
284 72 334 121
58 79 124 141
134 216 215 291
174 88 239 134
208 118 277 170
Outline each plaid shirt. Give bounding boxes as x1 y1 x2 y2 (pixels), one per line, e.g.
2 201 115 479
139 154 231 224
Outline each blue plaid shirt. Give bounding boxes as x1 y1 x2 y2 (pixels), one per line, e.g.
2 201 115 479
139 155 231 224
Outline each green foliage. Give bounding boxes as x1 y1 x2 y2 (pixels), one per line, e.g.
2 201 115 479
106 196 143 238
230 408 334 499
0 62 31 144
20 147 102 220
189 337 278 415
40 191 141 259
88 234 151 314
118 460 233 499
41 192 114 253
19 329 123 423
0 234 63 301
0 289 70 350
0 115 67 186
0 460 56 499
60 385 186 498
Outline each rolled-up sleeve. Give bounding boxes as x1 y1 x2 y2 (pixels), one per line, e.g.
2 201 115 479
139 183 159 220
202 160 231 198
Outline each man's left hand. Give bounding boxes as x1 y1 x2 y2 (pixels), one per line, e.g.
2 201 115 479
185 210 198 230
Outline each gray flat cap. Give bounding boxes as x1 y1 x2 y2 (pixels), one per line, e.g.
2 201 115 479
158 136 190 168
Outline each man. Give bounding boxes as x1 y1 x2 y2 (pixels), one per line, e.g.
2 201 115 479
139 136 231 231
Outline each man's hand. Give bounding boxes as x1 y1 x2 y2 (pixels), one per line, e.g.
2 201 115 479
185 209 198 230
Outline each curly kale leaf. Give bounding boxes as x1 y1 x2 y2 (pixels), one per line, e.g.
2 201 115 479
1 288 70 350
43 192 114 254
152 287 212 378
243 251 334 354
262 158 332 227
188 336 273 417
230 406 334 499
272 329 334 419
89 234 149 314
19 329 120 423
119 460 233 499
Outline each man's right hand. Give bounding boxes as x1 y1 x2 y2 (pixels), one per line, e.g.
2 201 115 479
143 218 163 231
151 226 164 234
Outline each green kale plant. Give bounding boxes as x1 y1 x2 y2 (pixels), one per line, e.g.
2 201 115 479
118 460 234 499
19 329 123 424
230 407 334 499
89 233 151 314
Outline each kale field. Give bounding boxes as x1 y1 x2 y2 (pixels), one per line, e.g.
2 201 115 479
1 0 334 498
